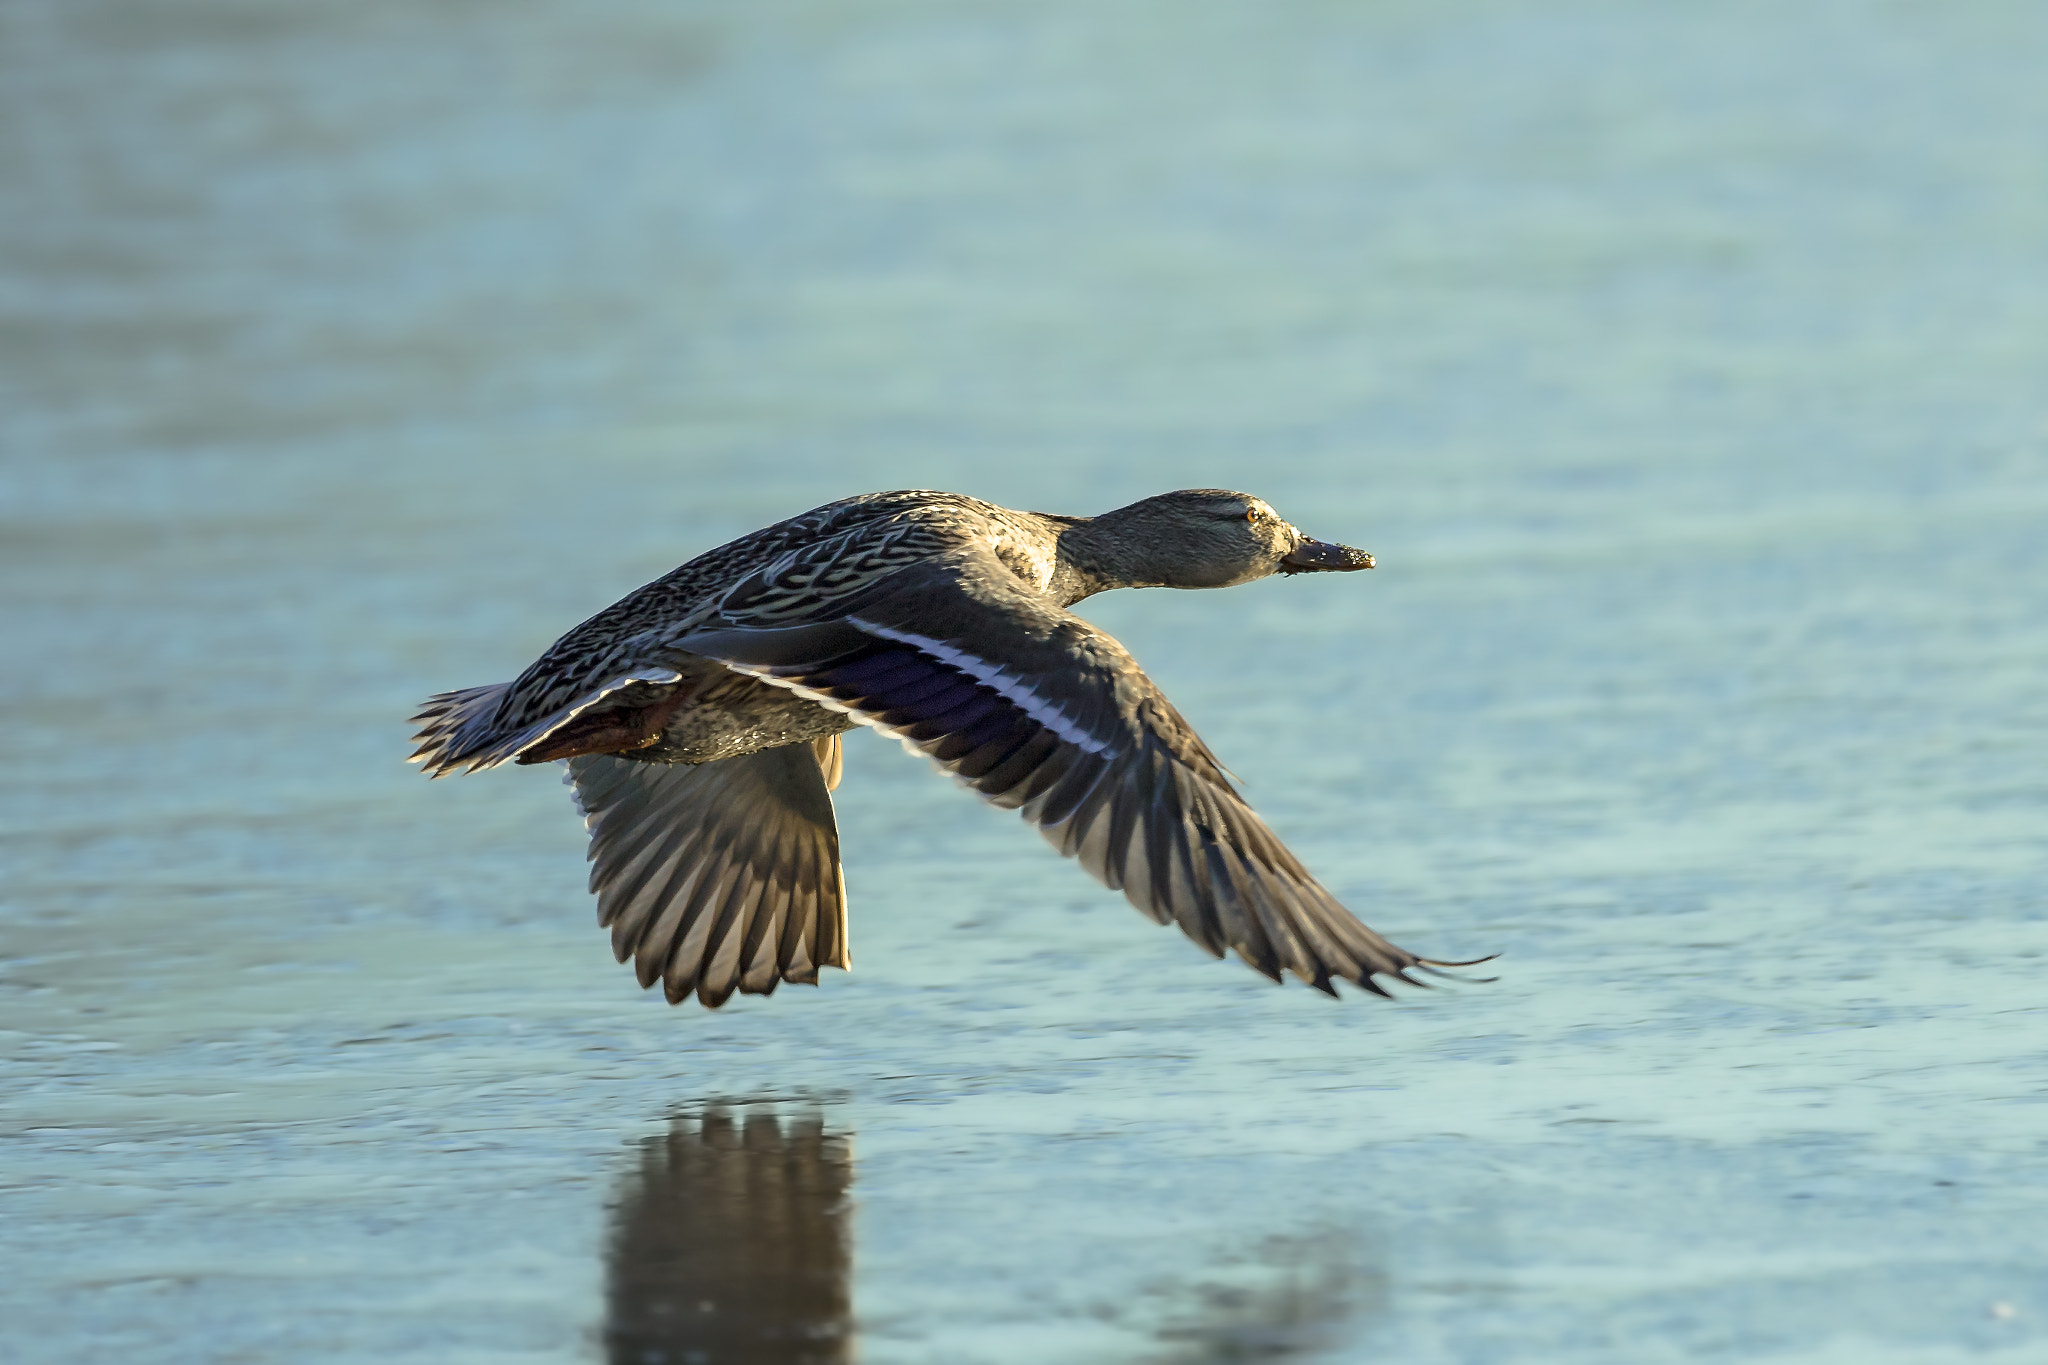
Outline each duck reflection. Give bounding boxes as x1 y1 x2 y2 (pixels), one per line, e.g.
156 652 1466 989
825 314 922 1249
604 1106 853 1365
1147 1230 1383 1362
605 1108 1381 1363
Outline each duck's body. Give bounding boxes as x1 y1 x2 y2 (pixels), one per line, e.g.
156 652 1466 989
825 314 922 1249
412 488 1469 1008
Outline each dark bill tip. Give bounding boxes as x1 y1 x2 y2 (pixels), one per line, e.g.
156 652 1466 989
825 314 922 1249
1279 538 1375 574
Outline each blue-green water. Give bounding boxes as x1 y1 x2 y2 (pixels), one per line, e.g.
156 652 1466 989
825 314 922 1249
4 2 2046 1360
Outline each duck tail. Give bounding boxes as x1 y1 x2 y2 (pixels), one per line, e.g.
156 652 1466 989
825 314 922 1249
408 682 513 777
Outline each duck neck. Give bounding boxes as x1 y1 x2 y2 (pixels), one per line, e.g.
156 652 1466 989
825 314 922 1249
1045 512 1165 605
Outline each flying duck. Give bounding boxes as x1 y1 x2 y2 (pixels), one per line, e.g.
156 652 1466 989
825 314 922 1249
410 489 1479 1008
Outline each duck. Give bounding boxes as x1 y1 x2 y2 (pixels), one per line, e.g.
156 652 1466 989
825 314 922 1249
410 488 1480 1008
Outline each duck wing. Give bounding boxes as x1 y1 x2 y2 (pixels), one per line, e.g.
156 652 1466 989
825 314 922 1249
681 548 1466 997
566 735 848 1009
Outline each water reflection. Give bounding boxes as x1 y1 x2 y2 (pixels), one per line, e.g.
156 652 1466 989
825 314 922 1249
1147 1230 1382 1363
605 1107 854 1365
604 1105 1385 1363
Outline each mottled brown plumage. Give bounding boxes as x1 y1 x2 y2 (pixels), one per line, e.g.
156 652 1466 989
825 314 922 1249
411 489 1480 1008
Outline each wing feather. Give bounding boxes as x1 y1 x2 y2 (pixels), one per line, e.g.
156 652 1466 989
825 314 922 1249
566 743 847 1008
679 553 1476 997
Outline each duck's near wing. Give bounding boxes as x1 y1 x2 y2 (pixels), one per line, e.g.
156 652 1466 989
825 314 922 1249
682 550 1466 998
566 735 848 1009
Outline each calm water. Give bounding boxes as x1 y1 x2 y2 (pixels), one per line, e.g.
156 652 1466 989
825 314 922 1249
4 1 2046 1360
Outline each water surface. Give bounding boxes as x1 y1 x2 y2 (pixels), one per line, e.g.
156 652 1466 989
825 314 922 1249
3 1 2046 1360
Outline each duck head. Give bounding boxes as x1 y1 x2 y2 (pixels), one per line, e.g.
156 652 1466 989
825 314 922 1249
1058 489 1374 596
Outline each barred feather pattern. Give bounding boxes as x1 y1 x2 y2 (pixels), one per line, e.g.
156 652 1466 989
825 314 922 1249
411 492 1025 775
566 737 848 1009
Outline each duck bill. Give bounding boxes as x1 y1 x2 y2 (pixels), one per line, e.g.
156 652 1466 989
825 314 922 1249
1280 538 1375 574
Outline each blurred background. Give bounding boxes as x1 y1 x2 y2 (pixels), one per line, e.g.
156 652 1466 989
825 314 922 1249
3 0 2045 1360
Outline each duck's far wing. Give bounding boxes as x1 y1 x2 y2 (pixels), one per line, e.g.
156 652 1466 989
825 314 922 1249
566 742 849 1009
682 555 1464 997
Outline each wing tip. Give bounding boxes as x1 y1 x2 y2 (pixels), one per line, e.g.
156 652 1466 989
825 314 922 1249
1256 946 1499 1000
1415 951 1502 985
656 962 846 1009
